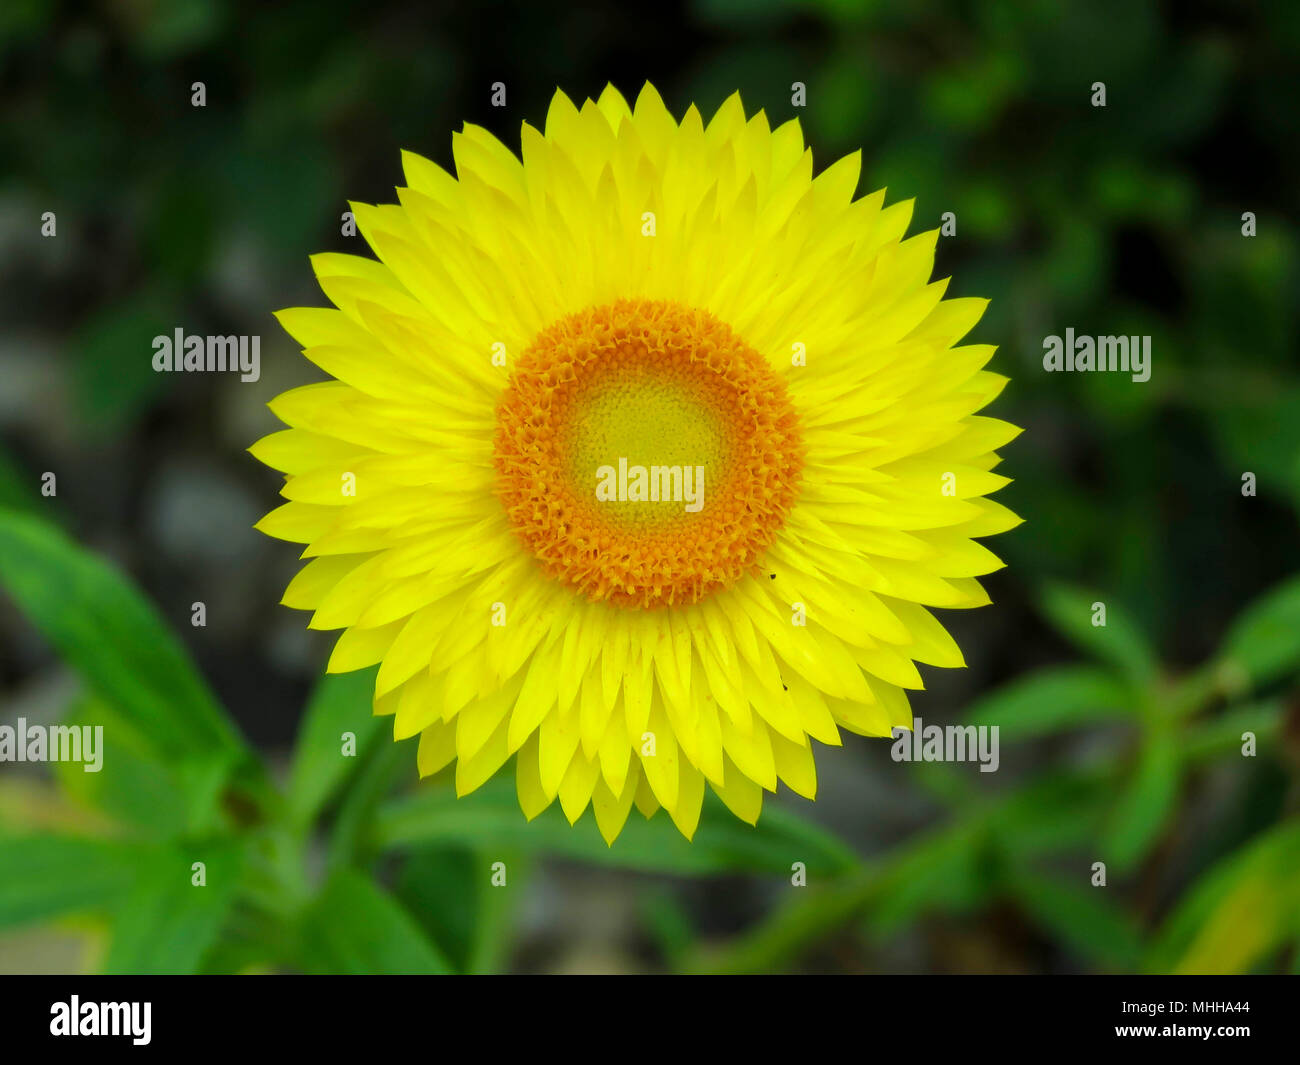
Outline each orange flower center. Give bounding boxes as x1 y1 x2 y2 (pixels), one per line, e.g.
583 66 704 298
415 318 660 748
493 299 803 608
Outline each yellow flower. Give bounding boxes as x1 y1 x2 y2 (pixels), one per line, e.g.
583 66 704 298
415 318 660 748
252 83 1021 843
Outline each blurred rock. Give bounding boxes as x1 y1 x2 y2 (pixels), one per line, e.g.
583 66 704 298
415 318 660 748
143 455 262 567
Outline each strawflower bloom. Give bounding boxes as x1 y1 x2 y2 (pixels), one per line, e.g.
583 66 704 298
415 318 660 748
252 83 1021 843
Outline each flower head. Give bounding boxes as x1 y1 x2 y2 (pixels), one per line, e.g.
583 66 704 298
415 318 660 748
252 83 1021 843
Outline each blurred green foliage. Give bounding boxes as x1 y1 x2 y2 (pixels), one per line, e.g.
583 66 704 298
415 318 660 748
1 0 1298 973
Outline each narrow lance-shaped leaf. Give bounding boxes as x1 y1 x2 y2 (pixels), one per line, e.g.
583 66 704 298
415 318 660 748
1147 821 1300 974
394 845 520 975
103 844 244 975
966 664 1132 741
1101 729 1181 873
1216 572 1300 691
52 696 194 837
286 667 386 829
297 868 454 975
1038 583 1159 685
0 834 145 929
1005 867 1143 972
0 508 246 761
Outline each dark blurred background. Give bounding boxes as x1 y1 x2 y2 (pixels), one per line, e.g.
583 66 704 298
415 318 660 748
1 0 1297 973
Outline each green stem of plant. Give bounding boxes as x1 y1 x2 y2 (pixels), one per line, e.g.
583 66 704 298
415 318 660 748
683 866 881 974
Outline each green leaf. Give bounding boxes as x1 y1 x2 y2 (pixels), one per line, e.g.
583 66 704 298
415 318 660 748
297 868 453 974
1217 573 1300 690
1183 700 1281 761
1038 583 1159 684
1101 730 1181 873
0 508 245 763
326 739 412 869
466 848 519 974
0 834 142 928
1006 868 1143 971
286 667 386 829
993 768 1114 858
52 696 196 836
370 776 860 877
1147 821 1300 974
966 665 1132 741
394 845 519 974
392 846 479 972
103 844 242 975
864 824 990 936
